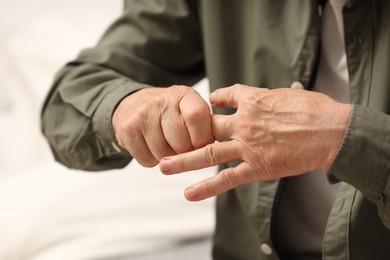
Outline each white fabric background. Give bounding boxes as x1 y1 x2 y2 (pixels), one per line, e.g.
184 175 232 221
0 1 215 259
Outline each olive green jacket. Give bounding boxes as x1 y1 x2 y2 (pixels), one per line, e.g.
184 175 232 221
41 0 390 259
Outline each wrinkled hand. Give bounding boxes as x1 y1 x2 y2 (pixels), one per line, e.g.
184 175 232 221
112 86 213 167
160 84 352 201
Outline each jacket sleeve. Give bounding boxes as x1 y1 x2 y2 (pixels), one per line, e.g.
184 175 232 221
41 0 204 171
328 105 390 229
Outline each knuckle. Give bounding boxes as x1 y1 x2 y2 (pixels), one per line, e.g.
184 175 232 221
132 102 150 121
150 94 166 107
114 111 145 139
245 92 261 104
202 180 216 197
204 144 217 165
125 105 153 136
183 105 209 125
220 169 240 188
122 117 140 137
231 83 245 95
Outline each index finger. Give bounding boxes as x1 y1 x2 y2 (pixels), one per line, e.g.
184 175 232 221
180 90 213 149
160 141 241 175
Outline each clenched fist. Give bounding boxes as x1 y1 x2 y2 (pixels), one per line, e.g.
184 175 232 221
112 85 213 167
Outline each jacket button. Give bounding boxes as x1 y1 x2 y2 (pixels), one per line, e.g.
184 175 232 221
260 243 273 255
290 81 304 90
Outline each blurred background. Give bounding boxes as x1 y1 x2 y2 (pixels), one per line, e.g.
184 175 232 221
0 1 215 259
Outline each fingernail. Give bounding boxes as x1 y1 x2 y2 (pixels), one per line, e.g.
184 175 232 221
185 185 198 200
160 158 171 173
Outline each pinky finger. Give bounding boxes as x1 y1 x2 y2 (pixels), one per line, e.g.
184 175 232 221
184 162 253 201
126 135 158 167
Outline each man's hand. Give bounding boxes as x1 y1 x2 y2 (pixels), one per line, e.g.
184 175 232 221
112 86 213 167
160 84 352 201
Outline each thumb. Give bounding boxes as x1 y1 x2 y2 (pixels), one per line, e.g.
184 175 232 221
210 84 243 109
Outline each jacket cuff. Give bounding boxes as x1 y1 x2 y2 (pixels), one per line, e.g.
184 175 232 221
92 80 150 154
327 105 390 202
